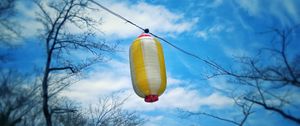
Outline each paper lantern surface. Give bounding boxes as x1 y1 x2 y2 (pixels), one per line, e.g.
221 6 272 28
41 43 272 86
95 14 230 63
129 33 167 103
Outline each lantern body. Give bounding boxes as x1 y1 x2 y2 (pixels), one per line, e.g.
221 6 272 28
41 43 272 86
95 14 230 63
129 33 167 103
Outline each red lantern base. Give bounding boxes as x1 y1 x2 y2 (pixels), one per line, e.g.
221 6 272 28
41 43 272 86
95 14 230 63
144 95 159 103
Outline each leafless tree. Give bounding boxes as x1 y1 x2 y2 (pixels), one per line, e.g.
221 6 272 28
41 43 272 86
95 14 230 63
185 26 300 125
0 0 21 63
50 97 87 126
0 69 40 126
226 27 300 125
0 69 142 126
0 0 20 44
181 26 300 125
34 0 117 125
86 95 145 126
47 95 145 126
181 94 254 126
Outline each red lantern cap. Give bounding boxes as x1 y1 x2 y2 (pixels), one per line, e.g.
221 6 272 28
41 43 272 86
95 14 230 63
145 95 159 103
138 33 151 38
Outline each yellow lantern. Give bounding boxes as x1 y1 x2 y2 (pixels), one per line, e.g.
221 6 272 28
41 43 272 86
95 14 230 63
129 32 167 103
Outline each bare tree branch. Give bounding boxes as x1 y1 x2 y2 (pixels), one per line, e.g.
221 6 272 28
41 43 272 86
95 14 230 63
187 26 300 125
185 111 241 126
49 67 75 73
244 97 300 124
34 0 117 125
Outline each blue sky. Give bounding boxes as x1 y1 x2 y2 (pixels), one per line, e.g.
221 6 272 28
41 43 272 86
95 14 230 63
1 0 300 126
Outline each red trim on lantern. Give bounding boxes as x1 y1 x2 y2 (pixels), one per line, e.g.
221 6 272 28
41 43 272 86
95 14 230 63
144 95 159 103
138 33 151 38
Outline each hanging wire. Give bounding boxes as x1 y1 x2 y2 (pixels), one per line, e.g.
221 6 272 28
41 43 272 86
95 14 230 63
149 33 227 72
89 0 145 31
89 0 224 71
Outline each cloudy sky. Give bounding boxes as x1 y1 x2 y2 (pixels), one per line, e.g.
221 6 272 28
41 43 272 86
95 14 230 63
2 0 300 126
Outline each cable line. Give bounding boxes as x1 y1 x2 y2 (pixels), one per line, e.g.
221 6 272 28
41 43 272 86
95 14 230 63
89 0 224 71
89 0 145 31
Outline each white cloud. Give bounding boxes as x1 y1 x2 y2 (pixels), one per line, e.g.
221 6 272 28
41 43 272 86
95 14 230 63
143 114 188 126
222 46 250 58
235 0 300 26
123 87 233 111
208 24 225 33
283 1 300 23
60 57 193 105
14 0 197 42
210 0 224 8
268 1 300 26
143 115 164 126
195 0 223 8
167 73 183 86
61 56 233 112
196 31 208 40
195 24 233 40
122 87 202 111
93 1 198 38
4 1 42 43
60 59 131 103
235 0 260 16
208 77 232 92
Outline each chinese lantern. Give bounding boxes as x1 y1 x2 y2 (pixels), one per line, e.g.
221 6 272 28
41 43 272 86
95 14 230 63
129 32 167 103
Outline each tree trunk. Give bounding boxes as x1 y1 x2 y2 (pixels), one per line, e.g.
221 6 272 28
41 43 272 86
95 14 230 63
42 52 52 126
